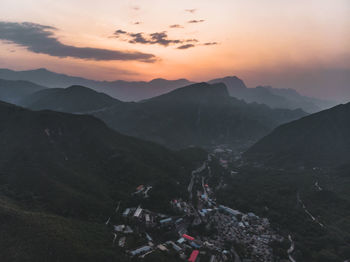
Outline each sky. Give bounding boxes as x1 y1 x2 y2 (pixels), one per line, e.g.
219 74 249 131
0 0 349 100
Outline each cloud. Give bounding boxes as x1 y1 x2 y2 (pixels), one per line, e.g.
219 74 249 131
131 6 140 11
0 21 156 62
188 19 205 23
149 32 182 46
203 42 218 46
114 29 197 47
169 24 184 29
177 44 195 50
113 29 218 50
133 22 142 25
185 9 197 13
186 39 199 43
115 29 127 35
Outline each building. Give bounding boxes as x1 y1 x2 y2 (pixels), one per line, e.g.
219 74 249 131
136 185 144 191
118 236 126 247
134 206 142 218
172 243 182 252
124 225 134 233
114 225 125 232
183 234 195 241
130 246 152 256
122 208 130 217
145 233 153 241
157 244 168 251
188 250 199 262
175 218 184 224
177 237 185 244
219 205 241 217
159 217 172 225
190 242 201 249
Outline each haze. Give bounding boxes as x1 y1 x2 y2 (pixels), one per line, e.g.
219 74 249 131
0 0 349 100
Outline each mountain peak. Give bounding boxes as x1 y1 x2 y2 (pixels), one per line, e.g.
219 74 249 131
65 85 95 92
208 76 247 90
34 68 50 72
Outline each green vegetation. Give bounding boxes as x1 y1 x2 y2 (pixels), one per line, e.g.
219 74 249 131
245 102 350 168
0 102 206 261
216 167 350 261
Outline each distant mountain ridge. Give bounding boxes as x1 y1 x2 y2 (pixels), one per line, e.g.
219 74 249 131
209 76 335 113
0 68 192 101
20 82 307 149
20 85 121 113
0 68 335 112
93 82 307 148
0 79 47 104
244 102 350 168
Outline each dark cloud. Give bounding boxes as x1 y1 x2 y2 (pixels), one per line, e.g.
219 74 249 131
133 22 142 25
186 39 199 43
114 29 197 47
132 6 140 11
0 21 156 62
177 44 195 49
188 19 205 23
203 42 218 46
149 32 182 46
114 29 127 36
185 9 197 13
128 33 149 44
113 28 218 50
169 24 184 29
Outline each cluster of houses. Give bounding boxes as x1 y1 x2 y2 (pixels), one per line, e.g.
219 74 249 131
107 153 284 261
133 185 153 198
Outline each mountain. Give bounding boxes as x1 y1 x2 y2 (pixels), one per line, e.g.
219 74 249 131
0 79 47 104
93 83 307 149
0 101 205 261
0 68 335 112
209 77 335 113
244 102 350 168
20 85 121 113
102 78 193 101
0 68 192 101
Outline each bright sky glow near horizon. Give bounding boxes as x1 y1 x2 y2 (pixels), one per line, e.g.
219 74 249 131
0 0 349 100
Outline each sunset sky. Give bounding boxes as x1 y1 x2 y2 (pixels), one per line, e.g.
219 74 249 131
0 0 349 100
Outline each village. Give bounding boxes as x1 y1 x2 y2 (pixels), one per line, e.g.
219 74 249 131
106 149 285 262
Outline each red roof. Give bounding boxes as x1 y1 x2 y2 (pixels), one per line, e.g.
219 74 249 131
188 250 199 262
182 234 195 241
136 185 144 191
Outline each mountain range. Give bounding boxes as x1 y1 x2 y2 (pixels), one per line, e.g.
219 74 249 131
0 68 192 102
209 76 335 113
0 68 335 112
0 76 349 261
19 82 307 149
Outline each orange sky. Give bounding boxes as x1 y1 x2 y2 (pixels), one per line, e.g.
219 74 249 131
0 0 349 99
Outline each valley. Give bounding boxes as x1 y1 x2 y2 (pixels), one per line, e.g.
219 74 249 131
0 1 348 261
103 151 287 262
0 71 348 262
